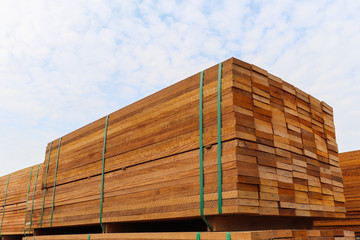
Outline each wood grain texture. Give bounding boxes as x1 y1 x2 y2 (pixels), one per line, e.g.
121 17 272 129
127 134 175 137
0 164 42 235
18 230 355 240
31 58 345 228
314 150 360 234
1 57 345 234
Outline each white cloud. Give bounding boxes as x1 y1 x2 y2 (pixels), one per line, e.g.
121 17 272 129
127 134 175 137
0 0 360 176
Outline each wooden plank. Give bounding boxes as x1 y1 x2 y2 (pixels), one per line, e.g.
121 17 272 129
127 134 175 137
17 230 356 240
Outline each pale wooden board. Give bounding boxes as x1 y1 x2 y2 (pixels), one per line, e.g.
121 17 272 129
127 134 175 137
17 230 355 240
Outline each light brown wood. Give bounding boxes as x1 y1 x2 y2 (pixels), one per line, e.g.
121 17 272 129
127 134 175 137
17 229 355 240
0 57 345 234
314 150 360 234
0 164 42 235
31 57 344 228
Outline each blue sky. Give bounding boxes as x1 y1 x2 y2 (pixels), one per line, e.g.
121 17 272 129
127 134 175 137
0 0 360 177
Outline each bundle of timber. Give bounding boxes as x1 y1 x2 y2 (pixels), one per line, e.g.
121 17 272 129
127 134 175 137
29 57 345 230
0 164 42 236
21 229 355 240
315 150 360 234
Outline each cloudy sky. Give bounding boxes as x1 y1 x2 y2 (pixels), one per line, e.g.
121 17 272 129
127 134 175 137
0 0 359 177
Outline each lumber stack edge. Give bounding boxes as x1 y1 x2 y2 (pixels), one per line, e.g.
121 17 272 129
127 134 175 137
314 150 360 235
0 57 357 239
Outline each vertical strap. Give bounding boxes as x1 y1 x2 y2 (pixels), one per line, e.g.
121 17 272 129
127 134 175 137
50 137 62 227
24 166 34 236
196 232 200 240
227 232 231 240
0 174 10 237
100 115 109 233
29 164 40 234
199 71 213 231
40 142 53 227
88 234 91 240
217 63 223 214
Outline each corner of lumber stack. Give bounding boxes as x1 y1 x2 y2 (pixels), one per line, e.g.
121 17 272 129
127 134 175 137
314 150 360 235
1 57 346 236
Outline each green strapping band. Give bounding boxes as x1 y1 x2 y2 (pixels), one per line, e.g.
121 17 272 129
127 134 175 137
100 115 109 233
40 142 53 227
196 232 200 240
199 71 213 231
29 164 40 234
88 234 91 240
50 137 62 227
23 166 34 236
0 174 10 237
217 63 223 214
227 232 231 240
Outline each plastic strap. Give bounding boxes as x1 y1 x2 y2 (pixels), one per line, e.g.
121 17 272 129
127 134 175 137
23 166 34 236
227 232 231 240
0 174 10 237
40 141 53 227
29 164 40 234
100 115 109 233
217 63 223 214
50 137 62 227
199 71 213 231
196 232 200 240
88 234 91 240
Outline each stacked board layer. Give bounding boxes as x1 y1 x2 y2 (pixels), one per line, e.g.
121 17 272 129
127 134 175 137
27 57 345 229
315 150 360 234
0 164 42 235
21 230 355 240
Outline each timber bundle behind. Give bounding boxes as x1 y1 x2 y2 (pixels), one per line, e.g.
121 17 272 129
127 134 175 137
314 150 360 233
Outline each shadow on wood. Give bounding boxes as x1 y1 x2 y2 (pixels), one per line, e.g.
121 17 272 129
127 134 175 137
34 224 102 236
105 218 207 233
208 215 314 231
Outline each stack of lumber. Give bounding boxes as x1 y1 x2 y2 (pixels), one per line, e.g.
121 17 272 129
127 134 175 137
230 61 344 219
21 230 355 240
28 57 345 230
0 164 42 236
315 150 360 234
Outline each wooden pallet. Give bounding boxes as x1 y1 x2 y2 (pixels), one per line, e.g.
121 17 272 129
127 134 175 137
18 230 355 240
27 57 345 230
